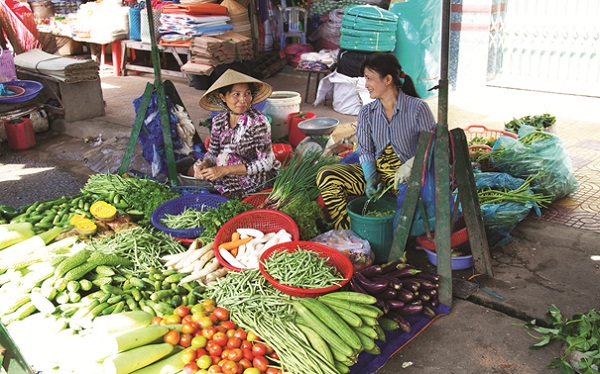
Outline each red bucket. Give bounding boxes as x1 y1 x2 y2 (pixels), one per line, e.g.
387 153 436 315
4 118 36 151
287 111 315 148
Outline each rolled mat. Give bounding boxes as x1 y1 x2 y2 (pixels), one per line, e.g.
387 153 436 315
349 303 451 374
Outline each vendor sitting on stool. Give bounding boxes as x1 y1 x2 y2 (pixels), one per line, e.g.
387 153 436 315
189 69 280 199
316 53 437 229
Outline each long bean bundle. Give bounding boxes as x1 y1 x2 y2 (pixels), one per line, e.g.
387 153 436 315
204 270 338 374
160 206 209 229
262 248 346 289
477 174 552 208
85 226 185 277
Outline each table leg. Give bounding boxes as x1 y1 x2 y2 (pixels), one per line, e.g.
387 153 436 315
305 71 313 103
111 41 122 77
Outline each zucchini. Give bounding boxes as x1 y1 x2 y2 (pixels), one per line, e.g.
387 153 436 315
292 301 355 358
103 342 174 374
92 310 154 334
319 291 378 305
354 328 376 351
326 303 363 328
317 297 383 318
130 350 185 374
64 262 97 282
378 316 400 331
296 323 335 366
300 298 362 352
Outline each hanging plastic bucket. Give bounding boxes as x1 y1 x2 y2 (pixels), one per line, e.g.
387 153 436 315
264 91 301 140
4 118 36 151
347 195 397 264
287 111 315 148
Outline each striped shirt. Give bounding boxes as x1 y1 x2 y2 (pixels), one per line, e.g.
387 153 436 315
356 91 436 164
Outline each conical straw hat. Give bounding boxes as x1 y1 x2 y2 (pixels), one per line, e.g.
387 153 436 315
199 69 273 111
220 0 247 15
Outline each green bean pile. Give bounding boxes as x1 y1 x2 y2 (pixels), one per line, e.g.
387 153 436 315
204 270 337 374
262 248 346 289
477 175 552 208
85 226 185 277
160 206 208 229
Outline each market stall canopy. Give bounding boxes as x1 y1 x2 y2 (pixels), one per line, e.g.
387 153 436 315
14 49 99 83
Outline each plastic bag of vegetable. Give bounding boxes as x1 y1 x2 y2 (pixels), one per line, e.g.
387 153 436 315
475 172 541 248
310 229 374 272
489 125 578 201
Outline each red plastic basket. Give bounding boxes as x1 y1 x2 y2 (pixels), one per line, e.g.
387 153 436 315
259 241 354 298
214 209 300 271
415 216 470 251
240 189 273 208
463 124 517 143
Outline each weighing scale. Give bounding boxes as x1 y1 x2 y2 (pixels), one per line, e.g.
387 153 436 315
295 117 339 156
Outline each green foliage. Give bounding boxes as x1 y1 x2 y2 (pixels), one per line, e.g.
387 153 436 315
520 305 600 373
197 200 254 242
280 200 332 240
504 113 556 133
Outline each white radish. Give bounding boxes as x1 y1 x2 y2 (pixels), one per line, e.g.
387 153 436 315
204 267 229 284
235 244 246 261
263 235 280 251
236 228 265 239
175 242 214 270
219 249 246 269
192 250 215 274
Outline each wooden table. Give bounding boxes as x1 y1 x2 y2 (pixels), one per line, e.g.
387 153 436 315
72 36 126 77
121 40 190 79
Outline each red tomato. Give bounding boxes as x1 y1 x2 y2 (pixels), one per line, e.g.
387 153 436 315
208 364 223 374
211 355 221 365
238 358 252 370
209 313 220 324
202 326 217 340
252 356 268 372
226 329 235 339
181 347 197 364
164 314 181 325
164 330 181 345
206 341 223 357
179 333 193 348
227 348 243 362
240 340 252 351
268 351 279 360
151 316 163 325
251 343 266 357
246 331 260 342
220 320 236 330
181 314 195 325
221 349 230 360
196 347 208 357
182 321 199 335
175 305 190 318
221 360 239 374
265 368 280 374
198 316 214 329
241 348 254 361
265 345 274 355
227 337 242 349
233 329 247 340
212 331 228 347
197 354 213 370
183 362 199 374
212 307 229 321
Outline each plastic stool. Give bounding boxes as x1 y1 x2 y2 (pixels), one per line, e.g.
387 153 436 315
280 7 308 48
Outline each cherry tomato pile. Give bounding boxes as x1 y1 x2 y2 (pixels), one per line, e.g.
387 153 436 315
153 299 282 374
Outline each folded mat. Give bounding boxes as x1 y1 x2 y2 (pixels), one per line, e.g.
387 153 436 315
14 49 99 83
160 3 230 16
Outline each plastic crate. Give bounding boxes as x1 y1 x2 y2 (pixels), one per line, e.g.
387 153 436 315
214 209 300 271
259 241 353 297
151 193 230 238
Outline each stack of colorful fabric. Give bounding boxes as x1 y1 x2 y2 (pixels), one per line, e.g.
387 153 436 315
339 4 398 52
158 3 232 44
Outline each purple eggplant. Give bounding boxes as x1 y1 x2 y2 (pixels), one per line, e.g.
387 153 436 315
398 303 424 316
417 271 441 283
372 276 402 290
425 298 439 308
386 299 406 310
354 271 388 294
419 293 431 302
412 278 439 290
386 268 422 280
349 276 370 295
359 265 382 277
386 311 412 333
422 306 436 319
378 287 398 300
375 300 390 314
396 288 415 302
379 258 408 274
426 288 438 299
399 279 420 293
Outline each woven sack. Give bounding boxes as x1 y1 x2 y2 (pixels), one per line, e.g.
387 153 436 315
140 8 162 44
0 47 17 83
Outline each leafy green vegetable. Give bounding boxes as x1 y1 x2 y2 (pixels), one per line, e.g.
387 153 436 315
280 200 332 240
197 200 254 242
504 113 556 133
520 305 600 373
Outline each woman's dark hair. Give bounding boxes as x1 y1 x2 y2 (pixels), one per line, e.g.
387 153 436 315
217 82 257 98
360 53 420 98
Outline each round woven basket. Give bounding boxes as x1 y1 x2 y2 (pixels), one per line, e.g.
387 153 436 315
151 193 229 238
259 241 353 297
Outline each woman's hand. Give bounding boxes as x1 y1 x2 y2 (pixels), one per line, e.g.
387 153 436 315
196 166 226 181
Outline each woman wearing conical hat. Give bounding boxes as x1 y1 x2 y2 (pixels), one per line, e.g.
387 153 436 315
193 69 280 198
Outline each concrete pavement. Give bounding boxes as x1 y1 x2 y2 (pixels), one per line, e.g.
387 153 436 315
1 67 599 373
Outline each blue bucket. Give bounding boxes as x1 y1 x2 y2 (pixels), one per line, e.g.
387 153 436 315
129 8 142 41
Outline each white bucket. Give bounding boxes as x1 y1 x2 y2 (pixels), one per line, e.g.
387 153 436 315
264 91 301 140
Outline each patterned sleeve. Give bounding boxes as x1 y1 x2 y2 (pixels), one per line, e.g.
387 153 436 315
245 111 277 175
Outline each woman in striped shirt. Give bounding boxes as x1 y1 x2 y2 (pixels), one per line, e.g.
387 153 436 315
317 53 437 230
